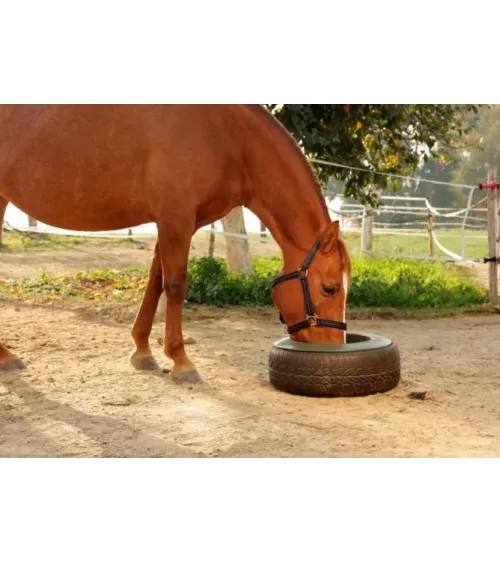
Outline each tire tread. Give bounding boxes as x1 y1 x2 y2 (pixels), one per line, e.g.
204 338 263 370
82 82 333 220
268 343 400 397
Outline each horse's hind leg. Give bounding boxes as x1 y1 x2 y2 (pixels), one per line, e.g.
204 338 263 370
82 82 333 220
0 342 26 371
130 241 163 371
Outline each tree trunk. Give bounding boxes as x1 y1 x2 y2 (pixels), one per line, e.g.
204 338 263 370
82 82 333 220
0 196 7 246
208 223 216 257
361 206 374 252
220 207 254 273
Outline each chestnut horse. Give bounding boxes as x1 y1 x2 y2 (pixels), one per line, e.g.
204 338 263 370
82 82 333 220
0 104 351 383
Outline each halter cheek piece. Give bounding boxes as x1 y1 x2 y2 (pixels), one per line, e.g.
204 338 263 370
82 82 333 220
271 236 348 335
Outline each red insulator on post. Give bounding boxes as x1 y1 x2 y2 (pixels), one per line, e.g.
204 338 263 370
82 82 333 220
478 181 500 190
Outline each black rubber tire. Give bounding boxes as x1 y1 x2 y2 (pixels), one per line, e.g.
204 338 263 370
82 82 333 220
268 333 401 398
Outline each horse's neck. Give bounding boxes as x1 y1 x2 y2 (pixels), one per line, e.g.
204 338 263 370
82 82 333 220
244 117 329 271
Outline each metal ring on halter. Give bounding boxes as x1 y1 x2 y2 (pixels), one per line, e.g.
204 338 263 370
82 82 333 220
306 314 318 326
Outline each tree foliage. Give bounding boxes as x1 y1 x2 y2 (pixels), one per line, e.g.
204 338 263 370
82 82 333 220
266 104 484 205
452 104 500 186
414 155 469 208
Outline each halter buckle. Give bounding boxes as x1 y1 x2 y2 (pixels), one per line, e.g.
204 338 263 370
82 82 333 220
297 267 308 279
306 314 318 326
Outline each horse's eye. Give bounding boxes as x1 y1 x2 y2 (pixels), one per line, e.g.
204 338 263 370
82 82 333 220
321 284 338 297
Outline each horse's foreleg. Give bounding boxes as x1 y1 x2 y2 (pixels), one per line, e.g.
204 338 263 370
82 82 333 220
0 195 8 246
130 241 163 371
0 342 26 371
157 227 201 384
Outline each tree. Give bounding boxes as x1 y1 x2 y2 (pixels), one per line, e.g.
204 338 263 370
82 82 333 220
217 105 486 273
452 104 500 186
208 223 216 258
266 104 484 206
415 155 468 209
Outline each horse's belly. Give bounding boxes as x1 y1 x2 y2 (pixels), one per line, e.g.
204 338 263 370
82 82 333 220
2 154 154 231
0 105 155 231
4 190 153 232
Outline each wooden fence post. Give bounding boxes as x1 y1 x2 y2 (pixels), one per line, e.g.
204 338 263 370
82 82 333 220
260 220 267 243
426 198 435 257
497 187 500 263
486 164 498 306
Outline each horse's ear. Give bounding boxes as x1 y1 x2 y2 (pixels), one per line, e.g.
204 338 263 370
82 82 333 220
320 221 340 254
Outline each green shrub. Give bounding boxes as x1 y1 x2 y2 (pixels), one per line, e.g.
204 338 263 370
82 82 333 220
348 256 487 308
187 256 275 306
185 255 488 309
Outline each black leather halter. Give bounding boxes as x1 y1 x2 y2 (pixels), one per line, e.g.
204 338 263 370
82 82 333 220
271 236 348 335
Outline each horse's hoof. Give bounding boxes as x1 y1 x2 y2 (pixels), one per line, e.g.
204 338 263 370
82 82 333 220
0 356 26 372
172 367 202 384
130 353 160 371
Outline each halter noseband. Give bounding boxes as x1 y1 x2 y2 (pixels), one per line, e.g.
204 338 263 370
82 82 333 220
271 236 348 335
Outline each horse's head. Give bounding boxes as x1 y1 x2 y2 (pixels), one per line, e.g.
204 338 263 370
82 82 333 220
271 221 351 344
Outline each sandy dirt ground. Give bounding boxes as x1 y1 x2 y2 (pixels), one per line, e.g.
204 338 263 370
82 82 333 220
1 240 500 458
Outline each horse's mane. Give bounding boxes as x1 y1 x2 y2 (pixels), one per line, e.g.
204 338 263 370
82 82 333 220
337 236 352 285
247 105 330 220
248 105 351 277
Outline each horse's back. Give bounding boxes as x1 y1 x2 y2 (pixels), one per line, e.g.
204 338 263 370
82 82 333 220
0 105 250 231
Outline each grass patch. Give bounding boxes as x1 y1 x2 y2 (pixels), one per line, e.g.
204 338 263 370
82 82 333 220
342 229 487 260
0 229 136 252
0 254 488 310
347 256 486 308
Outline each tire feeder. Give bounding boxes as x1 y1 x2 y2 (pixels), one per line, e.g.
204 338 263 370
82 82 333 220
268 331 400 398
